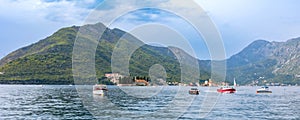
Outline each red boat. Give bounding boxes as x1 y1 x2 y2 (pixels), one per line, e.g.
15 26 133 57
217 86 236 93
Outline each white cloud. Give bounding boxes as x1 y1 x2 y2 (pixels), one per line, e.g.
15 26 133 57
2 0 300 59
0 0 95 24
0 0 99 59
83 0 179 25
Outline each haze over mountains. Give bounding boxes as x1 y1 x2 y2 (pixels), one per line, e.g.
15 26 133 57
0 23 300 85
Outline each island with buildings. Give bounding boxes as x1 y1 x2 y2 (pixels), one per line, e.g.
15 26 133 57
100 73 224 87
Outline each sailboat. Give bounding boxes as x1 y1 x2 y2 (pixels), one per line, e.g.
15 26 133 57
233 78 237 87
217 78 236 93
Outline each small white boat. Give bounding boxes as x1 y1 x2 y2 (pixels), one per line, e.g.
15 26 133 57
256 86 272 93
93 84 108 95
189 88 200 95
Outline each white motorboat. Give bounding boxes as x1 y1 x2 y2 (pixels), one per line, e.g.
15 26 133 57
256 86 272 93
93 84 108 95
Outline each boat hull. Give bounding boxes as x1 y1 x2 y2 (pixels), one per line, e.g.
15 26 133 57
217 88 236 93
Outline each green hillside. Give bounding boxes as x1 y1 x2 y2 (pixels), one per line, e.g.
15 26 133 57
0 26 78 84
0 23 207 84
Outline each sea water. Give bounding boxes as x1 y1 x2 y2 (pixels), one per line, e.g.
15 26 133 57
0 85 299 119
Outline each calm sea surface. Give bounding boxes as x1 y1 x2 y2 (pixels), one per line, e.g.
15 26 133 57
0 85 299 120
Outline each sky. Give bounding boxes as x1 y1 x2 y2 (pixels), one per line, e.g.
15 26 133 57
1 0 300 60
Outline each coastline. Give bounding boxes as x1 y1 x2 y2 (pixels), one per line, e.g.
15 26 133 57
0 80 74 85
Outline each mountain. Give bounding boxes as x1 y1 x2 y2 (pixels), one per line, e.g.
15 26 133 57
227 40 271 67
2 22 300 85
0 23 207 84
227 38 300 85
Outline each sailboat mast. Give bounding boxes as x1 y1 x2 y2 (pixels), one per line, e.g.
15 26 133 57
234 78 237 87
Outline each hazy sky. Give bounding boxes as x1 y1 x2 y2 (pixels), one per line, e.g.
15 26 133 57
1 0 300 60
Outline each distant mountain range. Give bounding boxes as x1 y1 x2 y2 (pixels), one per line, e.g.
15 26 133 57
0 22 300 85
227 38 300 85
